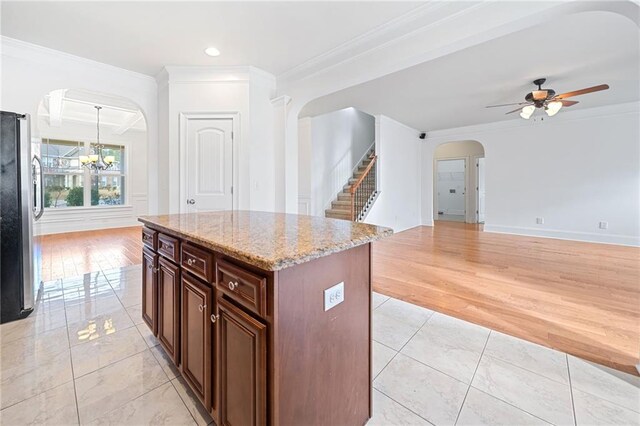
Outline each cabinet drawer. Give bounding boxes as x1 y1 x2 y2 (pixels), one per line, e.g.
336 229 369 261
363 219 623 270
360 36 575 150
142 227 157 250
181 243 214 283
216 259 267 317
158 233 179 262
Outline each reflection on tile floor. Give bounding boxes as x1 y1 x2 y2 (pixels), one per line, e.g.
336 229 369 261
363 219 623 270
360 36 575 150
0 266 638 425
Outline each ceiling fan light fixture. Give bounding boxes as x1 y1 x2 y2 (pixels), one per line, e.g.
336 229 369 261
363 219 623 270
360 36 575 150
520 105 535 120
546 101 563 116
532 90 548 101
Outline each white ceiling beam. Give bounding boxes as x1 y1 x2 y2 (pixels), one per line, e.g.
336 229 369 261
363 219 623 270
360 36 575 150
48 89 66 127
112 111 143 135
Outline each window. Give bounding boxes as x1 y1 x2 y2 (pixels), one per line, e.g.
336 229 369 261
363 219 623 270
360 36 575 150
91 144 125 206
42 139 126 209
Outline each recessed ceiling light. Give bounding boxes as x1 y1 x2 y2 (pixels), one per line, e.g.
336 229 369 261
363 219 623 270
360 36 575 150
204 47 220 57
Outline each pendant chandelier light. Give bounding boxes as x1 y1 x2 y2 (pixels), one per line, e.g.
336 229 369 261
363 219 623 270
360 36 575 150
79 106 115 172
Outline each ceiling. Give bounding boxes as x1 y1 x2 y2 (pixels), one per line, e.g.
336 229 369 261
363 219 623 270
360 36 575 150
0 1 422 76
300 11 640 131
38 89 146 135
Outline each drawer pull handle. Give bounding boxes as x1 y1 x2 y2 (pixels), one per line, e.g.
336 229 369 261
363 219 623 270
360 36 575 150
198 304 206 313
210 314 219 323
187 258 194 266
228 281 239 291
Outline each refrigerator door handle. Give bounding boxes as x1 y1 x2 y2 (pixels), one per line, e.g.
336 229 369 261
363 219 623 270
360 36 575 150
32 155 44 221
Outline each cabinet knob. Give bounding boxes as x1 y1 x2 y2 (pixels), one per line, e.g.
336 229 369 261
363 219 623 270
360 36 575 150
210 314 219 323
228 281 239 291
187 199 196 205
147 264 153 269
187 258 194 266
152 267 158 273
198 304 206 313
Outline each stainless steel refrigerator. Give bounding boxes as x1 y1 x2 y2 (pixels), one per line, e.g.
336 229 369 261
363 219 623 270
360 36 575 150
1 111 44 323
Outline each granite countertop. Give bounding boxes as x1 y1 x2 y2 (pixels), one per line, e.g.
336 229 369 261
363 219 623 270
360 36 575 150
138 211 393 271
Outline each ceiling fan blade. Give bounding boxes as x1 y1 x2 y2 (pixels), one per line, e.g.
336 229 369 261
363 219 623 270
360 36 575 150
505 107 523 115
554 84 609 100
560 100 579 107
485 102 527 108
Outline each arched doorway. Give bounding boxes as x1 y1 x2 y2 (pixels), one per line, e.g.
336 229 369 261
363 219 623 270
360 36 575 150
433 140 485 224
35 88 148 233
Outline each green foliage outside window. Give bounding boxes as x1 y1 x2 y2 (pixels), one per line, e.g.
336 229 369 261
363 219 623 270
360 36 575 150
65 186 99 206
45 185 66 208
44 190 51 208
65 187 84 206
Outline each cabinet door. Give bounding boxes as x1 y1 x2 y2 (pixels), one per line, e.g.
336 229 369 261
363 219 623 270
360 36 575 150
142 249 157 335
217 297 267 426
158 257 180 364
181 273 212 407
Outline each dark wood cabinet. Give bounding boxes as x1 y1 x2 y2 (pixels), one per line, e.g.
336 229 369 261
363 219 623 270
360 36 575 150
158 256 180 363
181 272 213 408
142 247 157 335
141 223 374 426
217 297 267 426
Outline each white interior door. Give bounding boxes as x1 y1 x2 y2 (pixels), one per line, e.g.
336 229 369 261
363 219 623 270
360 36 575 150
477 157 486 223
436 159 466 219
185 118 233 213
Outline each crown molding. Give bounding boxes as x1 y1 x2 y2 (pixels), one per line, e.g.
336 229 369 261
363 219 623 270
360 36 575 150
270 95 292 108
425 101 640 142
159 65 275 86
1 36 156 86
277 2 451 82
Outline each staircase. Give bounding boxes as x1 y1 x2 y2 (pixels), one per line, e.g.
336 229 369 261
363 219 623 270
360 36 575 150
325 148 378 221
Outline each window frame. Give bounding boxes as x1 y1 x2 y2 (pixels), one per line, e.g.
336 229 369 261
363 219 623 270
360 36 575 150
42 138 129 210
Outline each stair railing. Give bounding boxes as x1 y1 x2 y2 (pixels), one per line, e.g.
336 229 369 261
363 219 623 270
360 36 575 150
350 154 377 221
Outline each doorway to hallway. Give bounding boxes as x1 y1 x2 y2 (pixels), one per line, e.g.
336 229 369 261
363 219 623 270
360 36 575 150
433 140 485 224
435 158 466 222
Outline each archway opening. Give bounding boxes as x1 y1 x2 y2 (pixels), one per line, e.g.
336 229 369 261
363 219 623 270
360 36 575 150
36 88 147 211
433 140 485 224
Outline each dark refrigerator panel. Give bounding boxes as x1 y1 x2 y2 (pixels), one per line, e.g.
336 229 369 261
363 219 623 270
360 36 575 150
1 111 42 323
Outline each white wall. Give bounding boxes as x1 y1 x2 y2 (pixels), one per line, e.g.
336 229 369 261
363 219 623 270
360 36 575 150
433 140 485 223
156 66 276 215
365 115 422 232
298 107 375 216
423 102 640 246
1 37 158 234
297 117 312 214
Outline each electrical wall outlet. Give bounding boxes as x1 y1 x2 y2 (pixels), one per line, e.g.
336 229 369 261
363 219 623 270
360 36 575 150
599 221 608 230
536 217 544 225
324 282 344 311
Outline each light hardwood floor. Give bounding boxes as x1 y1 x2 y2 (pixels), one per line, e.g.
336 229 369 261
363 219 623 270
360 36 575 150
40 226 142 282
373 222 640 375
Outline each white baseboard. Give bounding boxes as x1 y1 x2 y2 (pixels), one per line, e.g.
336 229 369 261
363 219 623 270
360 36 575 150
36 218 142 235
483 224 640 247
34 205 144 235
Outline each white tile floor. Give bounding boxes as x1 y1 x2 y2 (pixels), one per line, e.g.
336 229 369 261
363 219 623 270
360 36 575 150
370 292 640 426
0 266 638 425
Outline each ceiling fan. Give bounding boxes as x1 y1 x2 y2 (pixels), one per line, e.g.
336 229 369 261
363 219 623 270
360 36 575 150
486 78 609 119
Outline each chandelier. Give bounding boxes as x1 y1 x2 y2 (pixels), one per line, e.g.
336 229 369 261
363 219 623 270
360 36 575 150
79 106 114 171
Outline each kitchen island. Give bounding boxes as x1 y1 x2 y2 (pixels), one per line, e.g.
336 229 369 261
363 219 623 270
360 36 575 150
138 211 392 426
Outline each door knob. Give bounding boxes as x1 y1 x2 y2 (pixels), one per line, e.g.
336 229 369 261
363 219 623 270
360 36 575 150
187 199 196 205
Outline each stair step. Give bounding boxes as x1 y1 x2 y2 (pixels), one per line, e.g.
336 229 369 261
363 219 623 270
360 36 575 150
331 200 351 209
337 193 351 201
325 209 352 220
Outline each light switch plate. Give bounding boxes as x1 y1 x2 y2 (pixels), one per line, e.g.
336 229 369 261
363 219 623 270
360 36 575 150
324 282 345 311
